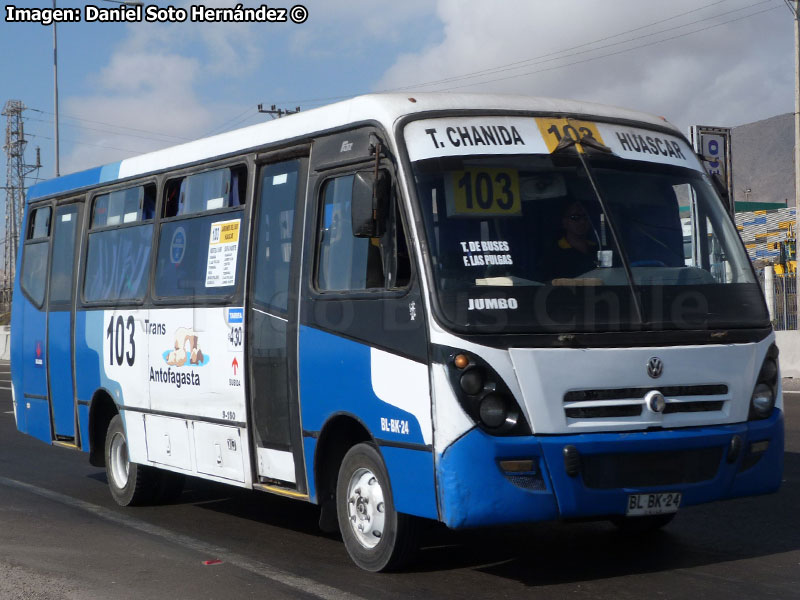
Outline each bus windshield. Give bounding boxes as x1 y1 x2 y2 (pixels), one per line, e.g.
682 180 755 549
410 152 768 333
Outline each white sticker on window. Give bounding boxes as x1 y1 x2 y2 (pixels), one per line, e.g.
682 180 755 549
123 212 137 223
205 219 241 288
61 214 72 222
273 173 288 185
206 197 225 210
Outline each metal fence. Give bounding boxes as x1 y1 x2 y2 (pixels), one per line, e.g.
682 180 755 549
759 270 797 331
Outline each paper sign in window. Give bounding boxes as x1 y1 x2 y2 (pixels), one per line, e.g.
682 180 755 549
205 219 241 288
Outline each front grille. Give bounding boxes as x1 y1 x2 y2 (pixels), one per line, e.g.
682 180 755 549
663 401 724 414
504 473 547 491
581 447 723 489
564 385 728 403
563 384 728 421
565 405 642 419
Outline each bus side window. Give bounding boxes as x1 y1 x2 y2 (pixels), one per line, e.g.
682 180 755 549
163 166 247 218
84 184 155 303
154 165 248 299
317 175 386 291
253 161 299 313
316 173 411 292
21 206 52 307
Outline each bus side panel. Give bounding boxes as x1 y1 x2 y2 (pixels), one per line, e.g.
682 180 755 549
380 446 437 519
298 325 437 519
302 437 318 501
10 279 25 430
47 310 75 437
16 296 51 443
74 310 119 406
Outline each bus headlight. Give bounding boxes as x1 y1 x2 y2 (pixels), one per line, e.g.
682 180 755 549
479 393 518 429
749 344 778 421
438 346 531 436
459 368 484 395
750 383 775 418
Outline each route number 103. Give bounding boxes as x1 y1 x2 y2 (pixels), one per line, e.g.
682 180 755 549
451 168 521 216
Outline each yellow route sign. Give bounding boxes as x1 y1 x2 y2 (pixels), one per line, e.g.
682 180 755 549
536 118 605 154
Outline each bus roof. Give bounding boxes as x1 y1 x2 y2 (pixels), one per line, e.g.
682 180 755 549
27 93 679 203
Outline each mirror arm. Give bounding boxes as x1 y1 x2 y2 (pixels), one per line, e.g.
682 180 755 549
372 141 383 224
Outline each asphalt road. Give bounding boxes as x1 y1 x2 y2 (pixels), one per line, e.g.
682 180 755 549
1 361 798 599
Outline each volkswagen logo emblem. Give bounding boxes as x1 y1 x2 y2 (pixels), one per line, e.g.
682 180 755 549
647 357 663 379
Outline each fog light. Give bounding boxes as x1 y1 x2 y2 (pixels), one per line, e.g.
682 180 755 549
479 393 508 428
499 459 534 472
727 435 743 463
563 445 580 477
750 440 770 454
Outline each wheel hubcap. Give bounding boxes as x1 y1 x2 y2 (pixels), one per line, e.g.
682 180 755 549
109 431 130 489
346 468 386 549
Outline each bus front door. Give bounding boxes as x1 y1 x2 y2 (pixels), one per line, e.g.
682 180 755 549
247 158 307 490
46 202 82 442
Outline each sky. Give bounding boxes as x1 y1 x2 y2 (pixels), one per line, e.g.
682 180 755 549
0 0 796 191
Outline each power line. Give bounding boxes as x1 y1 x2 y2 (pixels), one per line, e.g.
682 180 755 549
26 132 143 155
25 116 187 146
28 108 192 143
266 0 780 109
434 4 782 93
203 105 255 137
398 0 775 92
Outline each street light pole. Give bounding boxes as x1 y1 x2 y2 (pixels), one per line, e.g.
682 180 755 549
794 1 800 327
50 0 143 179
52 0 59 178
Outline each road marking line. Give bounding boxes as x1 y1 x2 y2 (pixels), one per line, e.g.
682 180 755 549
0 476 364 600
783 390 800 394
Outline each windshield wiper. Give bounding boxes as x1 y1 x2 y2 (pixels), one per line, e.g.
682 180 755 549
553 134 613 155
555 132 644 325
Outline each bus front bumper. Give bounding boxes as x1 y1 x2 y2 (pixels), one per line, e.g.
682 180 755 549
435 409 783 529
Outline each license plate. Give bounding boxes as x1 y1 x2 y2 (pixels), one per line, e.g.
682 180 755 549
626 492 682 516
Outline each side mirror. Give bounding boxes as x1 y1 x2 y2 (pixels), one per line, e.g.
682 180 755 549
351 169 390 238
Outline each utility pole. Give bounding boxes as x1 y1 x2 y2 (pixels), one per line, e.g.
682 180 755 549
53 0 60 177
793 1 800 328
2 101 41 314
257 104 301 119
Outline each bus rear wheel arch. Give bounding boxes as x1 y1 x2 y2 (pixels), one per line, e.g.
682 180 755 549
335 442 419 571
104 414 185 506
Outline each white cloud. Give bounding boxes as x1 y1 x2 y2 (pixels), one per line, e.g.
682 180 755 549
375 0 794 132
62 3 263 173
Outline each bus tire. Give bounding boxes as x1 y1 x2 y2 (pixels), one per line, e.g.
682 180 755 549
105 415 159 507
336 442 419 572
611 513 675 535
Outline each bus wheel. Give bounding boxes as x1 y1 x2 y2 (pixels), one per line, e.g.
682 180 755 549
611 513 675 535
105 415 158 507
336 443 419 572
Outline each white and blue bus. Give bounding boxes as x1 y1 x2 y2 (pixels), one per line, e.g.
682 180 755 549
11 94 783 571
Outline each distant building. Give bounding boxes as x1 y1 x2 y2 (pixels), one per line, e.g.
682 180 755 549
735 206 796 263
731 113 794 208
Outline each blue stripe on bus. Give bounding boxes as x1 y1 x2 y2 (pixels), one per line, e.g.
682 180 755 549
27 162 122 202
298 325 437 519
